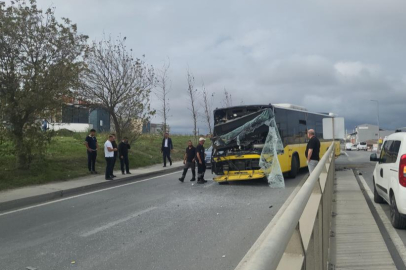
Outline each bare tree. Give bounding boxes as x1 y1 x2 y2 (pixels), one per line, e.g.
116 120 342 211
80 35 155 142
186 69 199 144
222 88 233 107
202 84 214 136
155 60 171 134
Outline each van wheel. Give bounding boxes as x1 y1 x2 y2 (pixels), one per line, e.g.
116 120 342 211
390 194 406 229
373 180 384 204
288 155 299 178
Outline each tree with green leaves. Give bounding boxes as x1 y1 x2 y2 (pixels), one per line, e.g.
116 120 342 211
80 36 155 143
0 0 88 169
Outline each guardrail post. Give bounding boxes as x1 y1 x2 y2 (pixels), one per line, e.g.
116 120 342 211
276 224 305 270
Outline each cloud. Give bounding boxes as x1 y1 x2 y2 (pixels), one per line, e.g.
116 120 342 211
8 0 406 133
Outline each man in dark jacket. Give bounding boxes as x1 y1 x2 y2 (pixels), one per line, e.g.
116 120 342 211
85 129 99 174
305 129 320 174
111 134 118 178
179 140 196 182
196 137 207 184
161 132 173 167
119 137 131 175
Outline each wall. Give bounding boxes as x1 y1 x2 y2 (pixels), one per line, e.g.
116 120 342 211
49 123 93 132
89 108 110 133
357 125 378 143
356 124 395 143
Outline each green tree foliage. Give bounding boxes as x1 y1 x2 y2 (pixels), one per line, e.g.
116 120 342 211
0 0 88 168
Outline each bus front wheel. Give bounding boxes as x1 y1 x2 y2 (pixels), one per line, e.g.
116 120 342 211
288 155 299 178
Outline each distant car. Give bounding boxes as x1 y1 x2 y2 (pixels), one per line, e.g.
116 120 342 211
345 143 353 151
350 144 358 151
205 145 212 168
370 132 406 228
357 142 368 151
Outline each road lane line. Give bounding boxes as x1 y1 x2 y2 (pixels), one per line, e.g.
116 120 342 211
343 151 349 157
80 207 157 237
0 171 179 217
358 174 406 266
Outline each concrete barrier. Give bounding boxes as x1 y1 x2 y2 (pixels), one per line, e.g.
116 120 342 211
236 143 335 270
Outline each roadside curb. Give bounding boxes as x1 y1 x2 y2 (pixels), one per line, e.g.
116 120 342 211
0 165 183 213
356 172 406 269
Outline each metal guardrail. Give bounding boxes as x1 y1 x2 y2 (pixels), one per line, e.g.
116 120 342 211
237 143 335 270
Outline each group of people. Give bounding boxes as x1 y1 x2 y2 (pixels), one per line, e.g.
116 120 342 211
84 129 132 180
84 128 319 183
178 137 207 184
161 132 208 184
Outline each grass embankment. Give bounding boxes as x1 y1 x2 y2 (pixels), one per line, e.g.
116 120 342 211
0 133 194 191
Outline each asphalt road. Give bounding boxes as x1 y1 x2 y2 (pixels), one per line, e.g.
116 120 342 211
337 150 406 252
0 169 307 270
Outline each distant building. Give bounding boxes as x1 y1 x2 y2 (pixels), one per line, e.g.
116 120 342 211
89 108 111 133
350 124 395 144
48 100 110 133
142 122 168 134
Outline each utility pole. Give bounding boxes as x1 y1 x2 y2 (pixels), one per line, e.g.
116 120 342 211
370 100 380 150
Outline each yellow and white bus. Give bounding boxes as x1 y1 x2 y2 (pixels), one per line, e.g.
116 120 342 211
211 104 340 183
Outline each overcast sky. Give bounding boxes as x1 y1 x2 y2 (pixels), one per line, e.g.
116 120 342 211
11 0 406 134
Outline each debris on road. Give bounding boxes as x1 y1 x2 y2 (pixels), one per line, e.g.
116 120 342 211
222 255 226 258
269 205 273 208
26 267 37 270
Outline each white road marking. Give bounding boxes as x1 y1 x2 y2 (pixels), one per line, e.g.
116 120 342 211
343 151 349 157
80 207 157 237
0 171 179 217
358 174 406 265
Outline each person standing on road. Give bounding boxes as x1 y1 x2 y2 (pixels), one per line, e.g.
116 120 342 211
111 134 118 178
196 137 207 184
178 140 196 182
85 129 98 174
104 135 117 180
305 129 320 174
119 137 131 175
161 132 173 167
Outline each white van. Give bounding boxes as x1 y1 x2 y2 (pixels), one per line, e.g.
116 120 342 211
357 142 368 151
370 132 406 228
345 143 353 151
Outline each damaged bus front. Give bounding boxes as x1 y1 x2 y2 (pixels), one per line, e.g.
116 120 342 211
210 104 339 186
211 105 285 187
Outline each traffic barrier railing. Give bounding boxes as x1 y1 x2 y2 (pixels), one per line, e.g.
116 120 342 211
236 142 335 270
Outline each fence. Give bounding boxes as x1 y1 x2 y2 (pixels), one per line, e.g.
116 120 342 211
237 142 335 270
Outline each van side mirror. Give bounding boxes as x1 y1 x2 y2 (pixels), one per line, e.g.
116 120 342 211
370 153 379 162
